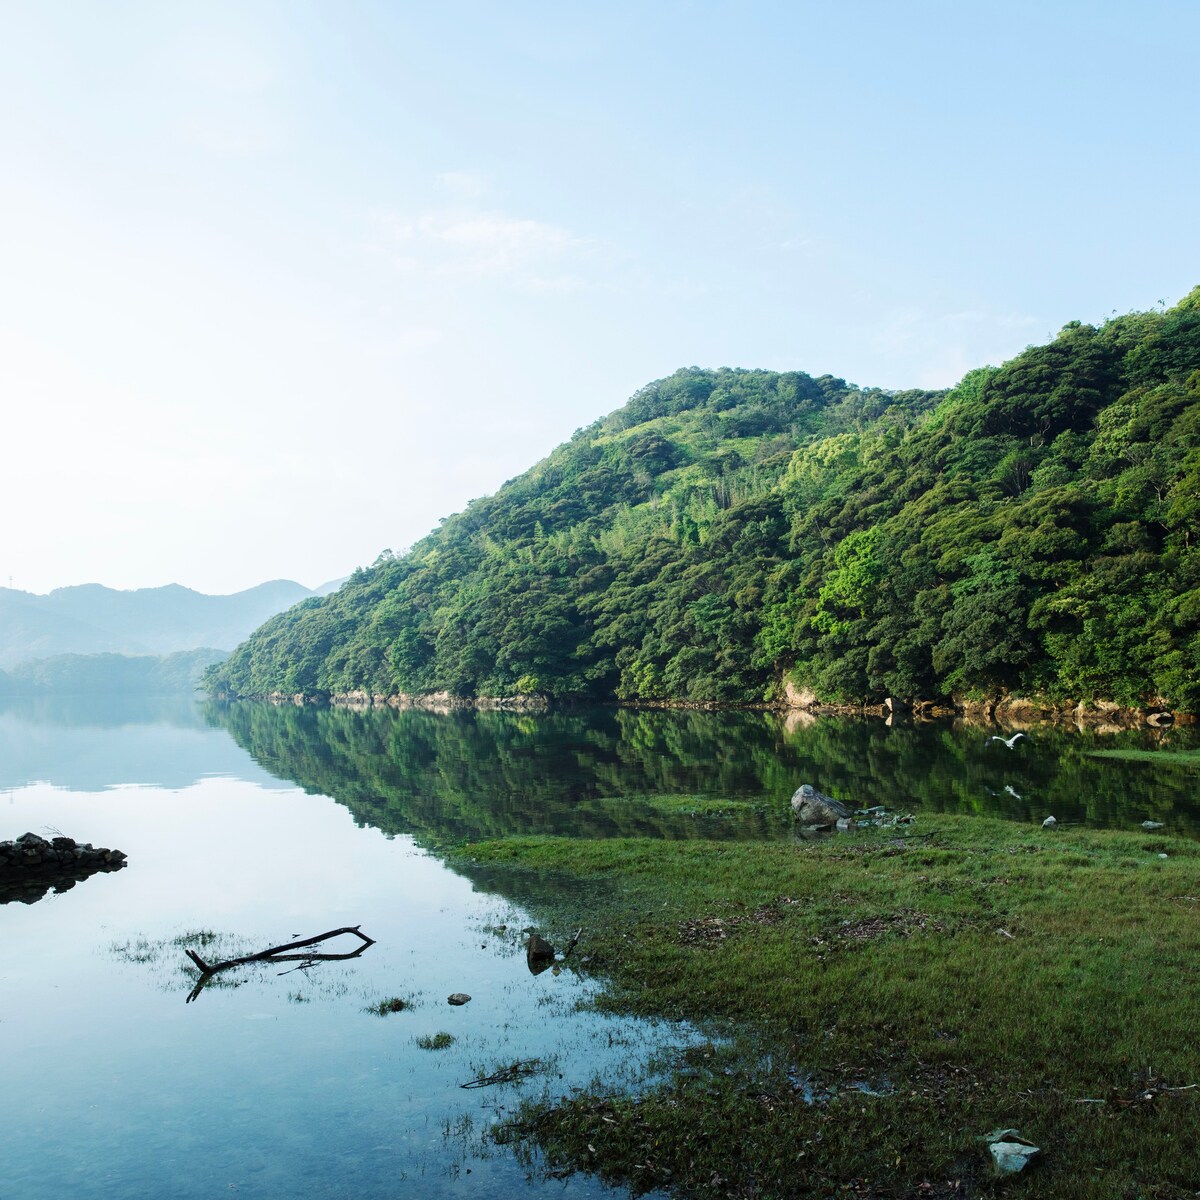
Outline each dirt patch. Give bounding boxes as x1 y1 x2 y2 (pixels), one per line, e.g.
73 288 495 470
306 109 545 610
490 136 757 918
815 910 944 947
677 897 801 946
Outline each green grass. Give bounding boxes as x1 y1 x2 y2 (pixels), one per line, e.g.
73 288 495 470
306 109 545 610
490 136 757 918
1088 747 1200 769
641 794 764 817
455 818 1200 1198
416 1032 455 1050
365 996 409 1016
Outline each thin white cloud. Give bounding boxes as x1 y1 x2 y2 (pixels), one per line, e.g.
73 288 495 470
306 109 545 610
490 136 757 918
374 205 594 289
434 171 489 201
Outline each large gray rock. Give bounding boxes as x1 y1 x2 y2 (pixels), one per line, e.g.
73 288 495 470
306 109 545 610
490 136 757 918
790 785 851 827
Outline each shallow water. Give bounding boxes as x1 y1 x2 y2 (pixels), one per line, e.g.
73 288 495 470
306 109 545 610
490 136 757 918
0 699 681 1199
3 696 1199 1198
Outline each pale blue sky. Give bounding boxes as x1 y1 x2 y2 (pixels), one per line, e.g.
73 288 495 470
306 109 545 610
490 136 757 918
2 1 1197 594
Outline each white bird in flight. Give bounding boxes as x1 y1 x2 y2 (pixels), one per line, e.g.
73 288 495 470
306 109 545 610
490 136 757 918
989 733 1028 750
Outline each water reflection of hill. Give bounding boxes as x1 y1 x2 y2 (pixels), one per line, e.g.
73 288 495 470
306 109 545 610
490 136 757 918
0 695 290 793
205 702 792 843
205 702 1200 843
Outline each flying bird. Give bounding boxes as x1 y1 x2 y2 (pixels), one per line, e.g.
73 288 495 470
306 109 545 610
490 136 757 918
988 733 1028 750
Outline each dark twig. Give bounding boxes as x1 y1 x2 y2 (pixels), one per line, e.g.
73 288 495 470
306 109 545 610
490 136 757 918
461 1059 543 1089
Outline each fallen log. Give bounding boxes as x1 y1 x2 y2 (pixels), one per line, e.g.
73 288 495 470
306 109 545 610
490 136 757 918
184 926 376 1003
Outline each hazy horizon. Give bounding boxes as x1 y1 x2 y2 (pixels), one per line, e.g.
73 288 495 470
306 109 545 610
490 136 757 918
3 1 1198 596
0 576 343 599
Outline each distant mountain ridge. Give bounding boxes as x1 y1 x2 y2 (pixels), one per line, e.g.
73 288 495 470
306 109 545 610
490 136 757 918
0 579 342 669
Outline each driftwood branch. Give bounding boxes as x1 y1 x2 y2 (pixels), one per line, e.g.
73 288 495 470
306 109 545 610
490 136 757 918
461 1059 543 1089
184 926 376 1003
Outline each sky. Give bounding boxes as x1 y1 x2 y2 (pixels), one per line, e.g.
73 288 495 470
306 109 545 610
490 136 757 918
2 1 1198 596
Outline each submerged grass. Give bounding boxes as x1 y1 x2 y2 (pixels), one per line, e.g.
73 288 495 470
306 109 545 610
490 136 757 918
642 794 767 817
1088 747 1200 769
456 817 1200 1198
366 996 410 1016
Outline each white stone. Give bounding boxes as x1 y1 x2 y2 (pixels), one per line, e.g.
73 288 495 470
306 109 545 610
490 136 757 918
990 1139 1040 1175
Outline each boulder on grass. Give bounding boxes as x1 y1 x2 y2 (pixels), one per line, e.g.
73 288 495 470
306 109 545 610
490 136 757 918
790 785 851 827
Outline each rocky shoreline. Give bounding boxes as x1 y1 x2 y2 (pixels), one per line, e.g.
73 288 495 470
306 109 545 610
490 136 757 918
779 681 1189 730
213 685 1192 729
0 832 128 905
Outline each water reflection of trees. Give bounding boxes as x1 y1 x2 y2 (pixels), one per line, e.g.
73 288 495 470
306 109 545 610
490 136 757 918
204 702 1200 844
205 702 796 844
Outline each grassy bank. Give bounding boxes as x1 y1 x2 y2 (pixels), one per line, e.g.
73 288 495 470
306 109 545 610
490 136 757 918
455 818 1200 1198
1088 747 1200 770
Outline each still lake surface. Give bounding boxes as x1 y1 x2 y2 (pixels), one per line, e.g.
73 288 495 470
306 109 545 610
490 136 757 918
3 696 1198 1199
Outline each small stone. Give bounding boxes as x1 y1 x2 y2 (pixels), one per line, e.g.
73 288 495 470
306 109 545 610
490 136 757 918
526 933 556 975
990 1139 1040 1175
1142 821 1165 831
983 1128 1040 1176
1158 853 1169 859
1042 816 1057 829
447 993 471 1006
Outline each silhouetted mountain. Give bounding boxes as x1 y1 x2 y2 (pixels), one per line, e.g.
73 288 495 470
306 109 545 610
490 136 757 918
0 580 319 669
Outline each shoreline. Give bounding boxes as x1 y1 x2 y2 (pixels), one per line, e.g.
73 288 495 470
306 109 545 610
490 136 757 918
207 687 1193 730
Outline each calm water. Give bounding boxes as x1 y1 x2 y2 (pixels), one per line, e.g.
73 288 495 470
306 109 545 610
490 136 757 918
3 697 1199 1199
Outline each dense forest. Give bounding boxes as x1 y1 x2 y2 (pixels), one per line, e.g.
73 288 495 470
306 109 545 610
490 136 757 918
208 289 1200 710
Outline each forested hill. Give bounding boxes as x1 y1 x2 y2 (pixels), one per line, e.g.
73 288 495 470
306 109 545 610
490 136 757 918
209 289 1200 711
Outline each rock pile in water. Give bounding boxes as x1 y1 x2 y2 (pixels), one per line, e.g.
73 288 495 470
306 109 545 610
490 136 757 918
0 832 128 905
